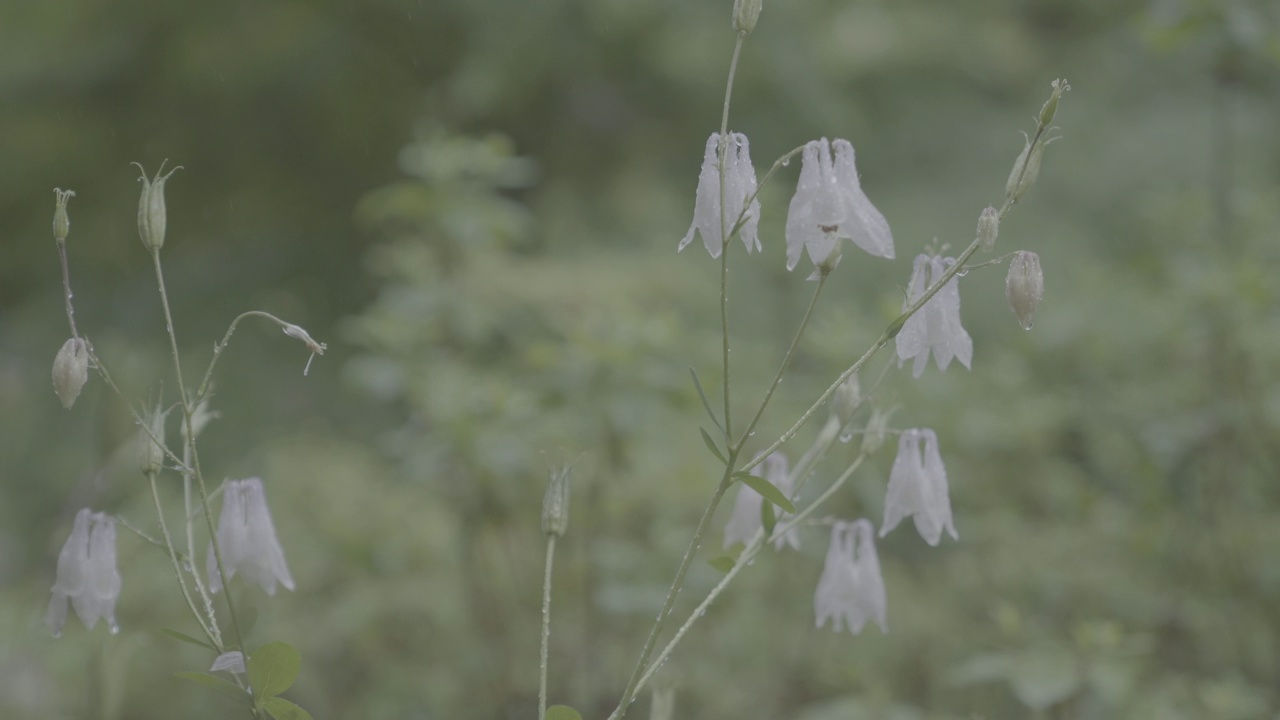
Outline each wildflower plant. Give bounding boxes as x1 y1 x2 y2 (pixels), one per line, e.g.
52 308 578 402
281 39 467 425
44 171 323 719
529 5 1070 719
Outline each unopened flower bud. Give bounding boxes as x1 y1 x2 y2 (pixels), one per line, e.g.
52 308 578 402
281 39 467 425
1005 133 1046 202
733 0 762 34
53 189 75 243
134 162 181 252
139 403 168 476
541 464 573 538
1005 251 1045 330
1038 78 1070 128
52 338 89 409
976 206 999 252
831 374 861 429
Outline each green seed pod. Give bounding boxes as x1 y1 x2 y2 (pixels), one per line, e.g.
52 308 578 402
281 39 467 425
139 403 168 476
976 206 999 252
53 188 75 243
733 0 762 34
134 162 182 252
1006 251 1045 330
541 464 573 538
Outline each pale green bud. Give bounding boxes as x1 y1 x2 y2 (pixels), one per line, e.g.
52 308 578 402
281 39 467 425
541 464 573 537
53 188 75 243
1038 78 1070 128
52 338 89 409
831 374 861 430
134 162 182 252
1004 133 1046 202
860 406 894 456
976 206 999 252
140 403 168 476
733 0 762 34
1005 251 1044 330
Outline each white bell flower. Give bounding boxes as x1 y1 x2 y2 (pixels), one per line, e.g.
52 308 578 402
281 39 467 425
895 254 972 378
785 138 894 275
814 519 887 634
47 509 121 636
207 478 295 596
880 429 958 546
678 132 761 258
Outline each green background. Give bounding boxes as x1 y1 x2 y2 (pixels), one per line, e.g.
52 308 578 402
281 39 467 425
2 0 1279 718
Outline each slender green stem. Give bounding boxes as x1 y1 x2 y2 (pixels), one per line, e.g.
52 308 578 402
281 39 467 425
717 34 746 442
55 240 80 339
608 464 736 720
742 232 987 475
114 514 169 551
635 450 870 695
149 251 248 656
538 535 557 720
195 310 296 403
147 472 220 649
184 435 223 646
734 272 827 452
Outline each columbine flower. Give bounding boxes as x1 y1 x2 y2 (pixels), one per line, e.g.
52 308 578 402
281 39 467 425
47 509 121 637
785 138 893 275
814 519 887 634
207 478 295 595
678 132 761 258
895 254 972 378
880 429 958 546
723 452 799 551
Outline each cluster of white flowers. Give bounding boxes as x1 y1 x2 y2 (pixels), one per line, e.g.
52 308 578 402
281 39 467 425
681 133 894 276
47 477 294 638
722 452 800 551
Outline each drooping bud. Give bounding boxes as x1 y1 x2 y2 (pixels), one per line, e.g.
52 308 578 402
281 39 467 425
52 338 90 409
134 162 182 252
541 463 573 538
1005 251 1045 330
53 188 75 243
732 0 762 34
830 373 861 436
139 403 168 476
281 323 328 376
976 206 999 252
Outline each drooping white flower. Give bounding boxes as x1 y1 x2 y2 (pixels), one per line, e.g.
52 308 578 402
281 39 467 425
722 452 799 551
785 138 894 275
207 478 294 595
47 509 121 637
678 132 761 258
814 519 887 634
880 429 958 546
895 254 972 378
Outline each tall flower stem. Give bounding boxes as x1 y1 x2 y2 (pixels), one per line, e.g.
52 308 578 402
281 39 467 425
147 471 220 649
634 450 870 695
610 31 749 720
55 240 80 339
734 272 827 452
149 251 248 657
538 536 557 720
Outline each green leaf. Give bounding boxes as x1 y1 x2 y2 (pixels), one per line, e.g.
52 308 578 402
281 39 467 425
689 367 723 431
161 628 215 650
735 472 796 513
699 427 727 465
261 696 314 720
707 555 736 573
760 497 777 537
546 705 583 720
174 672 251 705
248 642 301 701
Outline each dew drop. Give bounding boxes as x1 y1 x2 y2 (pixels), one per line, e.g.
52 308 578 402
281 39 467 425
108 621 120 635
839 431 854 444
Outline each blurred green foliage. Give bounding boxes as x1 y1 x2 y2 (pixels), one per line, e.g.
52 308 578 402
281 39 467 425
2 0 1279 718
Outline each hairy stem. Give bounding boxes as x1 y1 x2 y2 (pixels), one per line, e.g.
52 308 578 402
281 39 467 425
147 472 220 649
56 240 79 339
539 536 557 720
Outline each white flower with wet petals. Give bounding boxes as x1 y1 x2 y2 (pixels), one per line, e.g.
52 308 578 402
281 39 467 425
208 478 295 595
785 138 894 275
895 254 972 378
880 429 958 546
47 509 121 636
678 132 761 258
723 452 799 551
814 519 887 634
